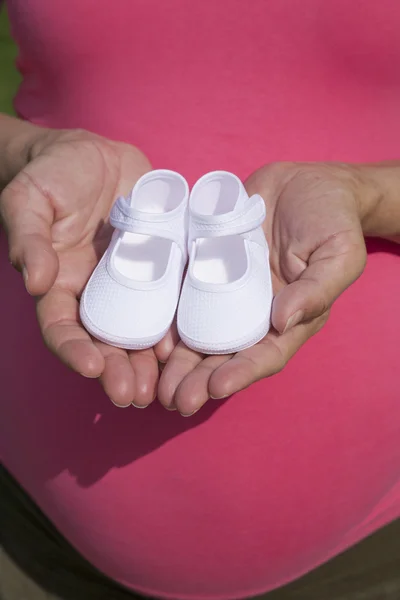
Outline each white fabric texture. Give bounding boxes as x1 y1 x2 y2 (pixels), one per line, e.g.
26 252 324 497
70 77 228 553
177 171 273 354
80 170 189 349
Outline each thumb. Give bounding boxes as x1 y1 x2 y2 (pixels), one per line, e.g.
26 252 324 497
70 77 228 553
272 230 367 334
0 176 59 295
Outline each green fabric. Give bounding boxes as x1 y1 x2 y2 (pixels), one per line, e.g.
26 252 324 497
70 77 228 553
0 7 21 115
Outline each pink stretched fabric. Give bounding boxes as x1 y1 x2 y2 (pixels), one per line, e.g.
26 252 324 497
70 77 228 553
1 1 400 598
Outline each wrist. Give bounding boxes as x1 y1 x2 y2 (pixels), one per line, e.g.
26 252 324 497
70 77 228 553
352 163 400 242
0 115 50 189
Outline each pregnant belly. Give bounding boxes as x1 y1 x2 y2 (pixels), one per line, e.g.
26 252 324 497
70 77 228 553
1 234 400 599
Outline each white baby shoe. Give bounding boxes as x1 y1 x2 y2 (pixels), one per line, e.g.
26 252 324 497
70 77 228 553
80 170 189 349
177 171 273 354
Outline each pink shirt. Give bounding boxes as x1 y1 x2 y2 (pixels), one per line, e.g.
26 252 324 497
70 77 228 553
2 1 400 599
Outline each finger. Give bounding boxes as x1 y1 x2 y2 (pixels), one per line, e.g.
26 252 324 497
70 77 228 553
157 342 204 410
154 321 180 363
209 316 327 399
128 348 159 408
1 177 59 295
96 342 135 407
273 230 366 334
173 354 232 416
37 288 104 377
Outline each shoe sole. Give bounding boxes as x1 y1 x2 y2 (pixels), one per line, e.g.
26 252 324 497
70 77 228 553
80 301 170 350
178 317 271 355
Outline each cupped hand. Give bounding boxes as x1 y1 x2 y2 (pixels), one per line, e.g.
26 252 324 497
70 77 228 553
1 127 172 406
157 162 368 415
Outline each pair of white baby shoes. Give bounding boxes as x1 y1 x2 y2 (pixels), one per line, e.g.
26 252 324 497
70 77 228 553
80 170 273 355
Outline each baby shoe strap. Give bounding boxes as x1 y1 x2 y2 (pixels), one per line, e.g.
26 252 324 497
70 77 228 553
110 196 187 256
189 193 265 246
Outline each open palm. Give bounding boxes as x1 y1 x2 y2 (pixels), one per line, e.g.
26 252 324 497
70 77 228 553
157 162 367 416
1 128 166 406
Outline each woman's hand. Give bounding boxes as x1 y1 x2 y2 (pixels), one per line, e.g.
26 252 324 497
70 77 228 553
157 162 372 416
0 125 165 406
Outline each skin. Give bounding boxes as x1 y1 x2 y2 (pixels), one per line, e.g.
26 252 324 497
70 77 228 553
0 117 399 415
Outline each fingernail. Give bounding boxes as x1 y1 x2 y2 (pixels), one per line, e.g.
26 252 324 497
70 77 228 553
210 394 229 400
132 402 149 409
165 406 177 412
22 267 30 293
110 399 131 408
283 310 304 333
79 372 99 379
180 409 200 417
